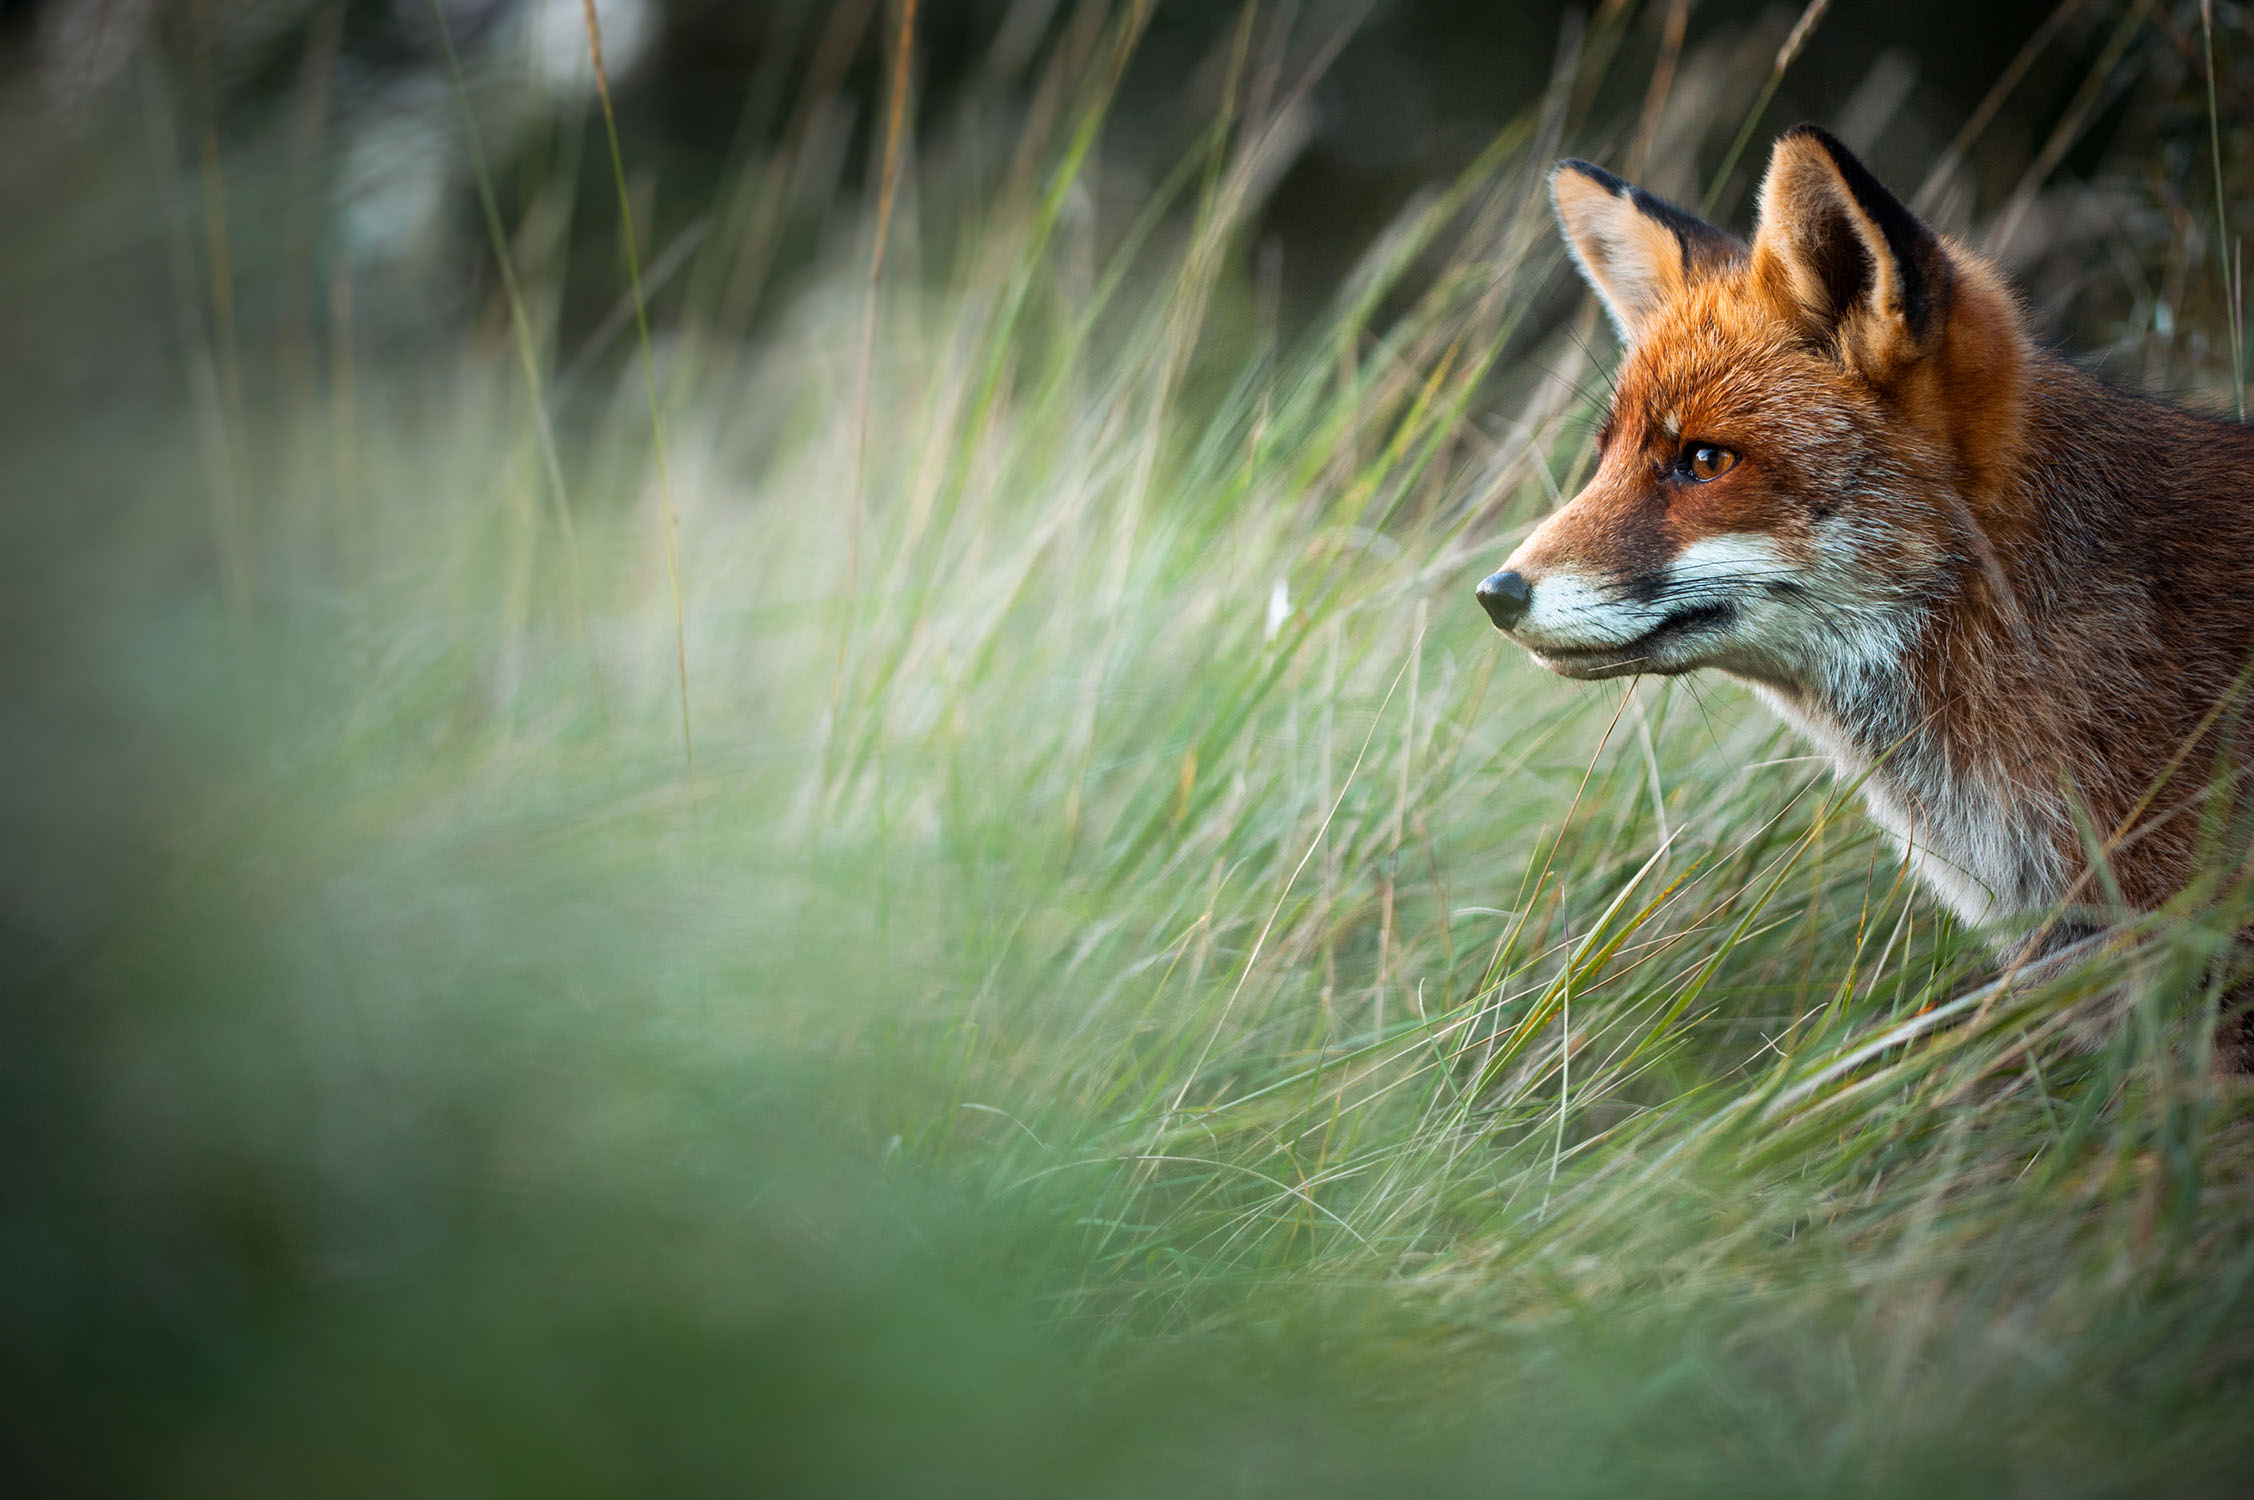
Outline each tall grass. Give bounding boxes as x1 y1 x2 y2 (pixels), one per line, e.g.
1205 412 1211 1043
7 3 2254 1494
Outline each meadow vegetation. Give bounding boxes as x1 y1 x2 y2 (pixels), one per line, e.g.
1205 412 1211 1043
7 2 2254 1493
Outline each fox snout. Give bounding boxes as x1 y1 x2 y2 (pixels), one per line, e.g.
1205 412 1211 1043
1474 535 1779 680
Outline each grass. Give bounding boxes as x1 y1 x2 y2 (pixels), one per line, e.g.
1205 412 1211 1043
7 2 2254 1494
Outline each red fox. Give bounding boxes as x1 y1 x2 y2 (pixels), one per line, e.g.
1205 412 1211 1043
1479 125 2254 986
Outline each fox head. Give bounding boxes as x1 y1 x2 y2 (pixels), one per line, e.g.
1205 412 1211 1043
1479 126 2031 707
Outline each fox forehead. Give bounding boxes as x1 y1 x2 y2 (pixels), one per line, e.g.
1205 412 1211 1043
1605 283 1839 446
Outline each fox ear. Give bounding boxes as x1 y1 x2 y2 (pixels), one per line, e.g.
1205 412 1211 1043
1751 125 1952 374
1551 160 1746 344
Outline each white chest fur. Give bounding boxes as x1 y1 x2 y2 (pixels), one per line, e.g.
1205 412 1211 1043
1751 685 2065 926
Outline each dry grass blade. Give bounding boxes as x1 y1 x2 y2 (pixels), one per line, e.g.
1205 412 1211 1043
423 0 606 724
1701 0 1835 215
583 0 694 770
2203 0 2247 418
837 0 921 713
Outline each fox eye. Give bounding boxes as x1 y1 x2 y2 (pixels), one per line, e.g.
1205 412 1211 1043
1678 443 1738 482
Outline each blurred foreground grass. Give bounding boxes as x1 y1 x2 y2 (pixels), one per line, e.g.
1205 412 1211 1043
7 3 2254 1495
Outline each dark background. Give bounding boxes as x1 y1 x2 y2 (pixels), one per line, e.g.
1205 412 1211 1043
0 0 2146 330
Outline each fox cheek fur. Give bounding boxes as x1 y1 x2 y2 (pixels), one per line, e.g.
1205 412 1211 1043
1479 124 2254 938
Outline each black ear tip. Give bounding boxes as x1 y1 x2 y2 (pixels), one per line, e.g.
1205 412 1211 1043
1554 158 1629 196
1777 122 1857 169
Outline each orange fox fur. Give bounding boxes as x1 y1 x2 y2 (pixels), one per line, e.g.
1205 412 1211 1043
1479 125 2254 966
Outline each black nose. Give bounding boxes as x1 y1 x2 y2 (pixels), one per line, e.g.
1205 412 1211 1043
1475 570 1532 630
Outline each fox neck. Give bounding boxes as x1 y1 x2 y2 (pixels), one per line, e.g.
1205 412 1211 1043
1739 370 2083 928
1745 603 2070 928
1748 666 2068 930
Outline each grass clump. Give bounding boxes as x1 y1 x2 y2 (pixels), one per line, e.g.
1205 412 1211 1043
5 3 2254 1494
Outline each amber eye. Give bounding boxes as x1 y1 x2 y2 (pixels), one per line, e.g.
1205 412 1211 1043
1681 444 1738 482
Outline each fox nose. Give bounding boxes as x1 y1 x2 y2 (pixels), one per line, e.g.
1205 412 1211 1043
1475 570 1532 631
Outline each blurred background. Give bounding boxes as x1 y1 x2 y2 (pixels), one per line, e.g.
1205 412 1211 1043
5 2 2254 1495
3 0 2246 423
